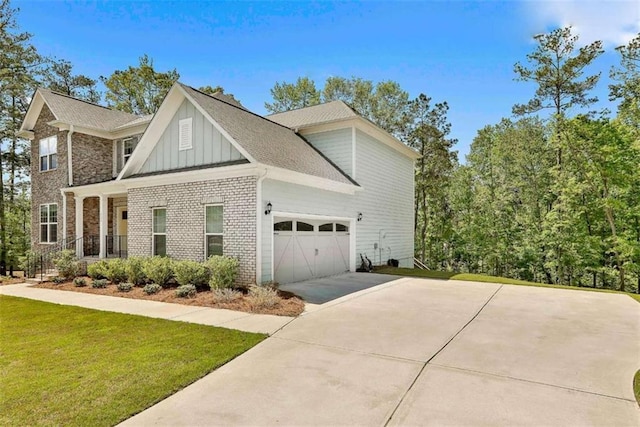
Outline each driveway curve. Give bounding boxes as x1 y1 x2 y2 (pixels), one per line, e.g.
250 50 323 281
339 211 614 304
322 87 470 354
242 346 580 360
122 278 640 426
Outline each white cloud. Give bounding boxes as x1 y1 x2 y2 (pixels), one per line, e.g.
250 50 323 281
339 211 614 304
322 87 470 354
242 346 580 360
525 0 639 47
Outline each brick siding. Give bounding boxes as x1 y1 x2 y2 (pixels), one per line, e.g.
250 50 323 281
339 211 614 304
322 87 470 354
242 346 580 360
128 176 258 285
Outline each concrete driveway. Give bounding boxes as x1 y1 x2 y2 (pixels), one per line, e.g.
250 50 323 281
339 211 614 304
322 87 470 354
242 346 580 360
122 277 640 426
278 272 399 304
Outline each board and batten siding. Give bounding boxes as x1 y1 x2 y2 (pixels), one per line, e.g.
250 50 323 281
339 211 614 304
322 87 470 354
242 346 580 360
259 127 415 283
139 99 244 174
303 128 353 178
353 129 414 268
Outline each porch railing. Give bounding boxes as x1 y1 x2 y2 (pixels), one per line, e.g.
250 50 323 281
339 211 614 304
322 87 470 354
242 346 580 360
105 235 128 259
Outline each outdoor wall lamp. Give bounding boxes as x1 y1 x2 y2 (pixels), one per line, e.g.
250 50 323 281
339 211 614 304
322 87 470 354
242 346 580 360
357 212 363 222
265 201 272 215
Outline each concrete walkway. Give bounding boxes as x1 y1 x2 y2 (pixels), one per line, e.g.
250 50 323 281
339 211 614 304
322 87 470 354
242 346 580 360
0 283 293 334
120 277 640 426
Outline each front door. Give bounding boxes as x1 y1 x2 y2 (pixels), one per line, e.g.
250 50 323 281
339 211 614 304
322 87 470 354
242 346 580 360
116 207 128 253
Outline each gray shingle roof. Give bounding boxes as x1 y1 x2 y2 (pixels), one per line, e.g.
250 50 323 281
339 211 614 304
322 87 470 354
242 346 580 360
181 84 355 186
267 101 358 128
39 88 145 131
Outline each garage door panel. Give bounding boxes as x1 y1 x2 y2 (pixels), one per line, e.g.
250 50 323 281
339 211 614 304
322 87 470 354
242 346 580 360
294 235 316 282
274 234 294 284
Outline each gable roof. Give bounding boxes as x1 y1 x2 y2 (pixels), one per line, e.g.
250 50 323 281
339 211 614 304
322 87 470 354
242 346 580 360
37 88 144 131
179 84 355 186
267 101 358 128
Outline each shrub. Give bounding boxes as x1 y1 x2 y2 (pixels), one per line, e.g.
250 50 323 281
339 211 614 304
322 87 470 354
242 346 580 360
211 288 242 303
142 256 173 287
125 257 146 285
19 250 41 278
87 260 109 280
246 285 280 310
173 260 210 287
105 258 128 284
52 276 66 285
92 279 108 289
53 250 80 279
175 284 197 298
207 256 239 289
143 283 162 295
117 282 133 292
73 277 87 287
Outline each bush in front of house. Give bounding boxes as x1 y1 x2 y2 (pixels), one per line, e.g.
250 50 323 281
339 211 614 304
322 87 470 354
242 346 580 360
125 257 146 285
207 256 239 289
73 277 87 287
142 256 174 287
87 260 109 280
246 285 280 310
175 284 197 298
211 288 242 303
53 250 81 279
105 258 128 284
173 260 211 288
117 282 133 292
92 279 108 288
143 283 162 295
52 276 66 285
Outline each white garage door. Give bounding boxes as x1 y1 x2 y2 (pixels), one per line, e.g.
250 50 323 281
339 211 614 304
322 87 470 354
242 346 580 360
274 218 350 284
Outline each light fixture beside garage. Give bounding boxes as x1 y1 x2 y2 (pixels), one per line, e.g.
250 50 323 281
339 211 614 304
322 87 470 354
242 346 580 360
357 212 363 222
265 201 272 215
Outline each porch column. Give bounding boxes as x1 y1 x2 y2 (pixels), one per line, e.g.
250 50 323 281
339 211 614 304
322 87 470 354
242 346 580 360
74 196 84 258
99 194 108 258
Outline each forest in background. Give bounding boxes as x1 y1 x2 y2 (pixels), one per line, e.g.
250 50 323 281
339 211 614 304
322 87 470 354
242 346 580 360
1 0 638 292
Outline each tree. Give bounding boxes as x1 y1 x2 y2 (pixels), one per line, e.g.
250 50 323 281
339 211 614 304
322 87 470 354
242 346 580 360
198 85 240 103
513 26 604 117
43 59 100 103
610 33 640 129
0 0 41 274
101 54 179 115
264 77 320 113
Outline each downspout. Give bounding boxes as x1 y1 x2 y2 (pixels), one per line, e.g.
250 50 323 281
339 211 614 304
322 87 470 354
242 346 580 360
67 124 74 186
255 167 268 284
60 189 67 243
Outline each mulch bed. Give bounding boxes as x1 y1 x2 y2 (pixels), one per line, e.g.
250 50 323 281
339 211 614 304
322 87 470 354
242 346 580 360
34 278 305 317
0 273 26 286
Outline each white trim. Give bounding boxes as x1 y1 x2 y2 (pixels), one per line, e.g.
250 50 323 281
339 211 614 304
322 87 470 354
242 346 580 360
60 190 67 243
124 163 259 189
17 130 34 140
19 91 48 134
74 196 84 257
67 124 74 185
47 121 147 141
264 164 360 195
99 195 108 258
255 168 268 283
112 140 118 178
351 126 357 179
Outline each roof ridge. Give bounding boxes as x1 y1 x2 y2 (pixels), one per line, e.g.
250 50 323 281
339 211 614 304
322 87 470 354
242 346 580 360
181 83 298 132
39 87 141 117
266 99 348 117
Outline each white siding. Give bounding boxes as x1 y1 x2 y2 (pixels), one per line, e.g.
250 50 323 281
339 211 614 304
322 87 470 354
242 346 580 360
259 129 415 283
139 99 244 174
353 129 414 268
303 128 353 178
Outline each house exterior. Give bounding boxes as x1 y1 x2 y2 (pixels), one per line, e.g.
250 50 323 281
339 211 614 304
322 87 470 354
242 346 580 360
18 83 419 285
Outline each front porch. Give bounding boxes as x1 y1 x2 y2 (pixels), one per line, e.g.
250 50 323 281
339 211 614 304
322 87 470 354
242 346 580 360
62 191 129 259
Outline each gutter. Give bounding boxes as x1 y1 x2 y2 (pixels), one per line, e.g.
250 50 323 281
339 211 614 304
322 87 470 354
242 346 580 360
67 124 74 185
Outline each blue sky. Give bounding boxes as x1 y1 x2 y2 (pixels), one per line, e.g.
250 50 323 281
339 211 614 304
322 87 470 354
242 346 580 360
16 0 639 161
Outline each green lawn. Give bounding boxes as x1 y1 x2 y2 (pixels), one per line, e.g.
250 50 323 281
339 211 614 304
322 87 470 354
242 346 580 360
375 267 640 303
635 370 640 406
0 296 266 426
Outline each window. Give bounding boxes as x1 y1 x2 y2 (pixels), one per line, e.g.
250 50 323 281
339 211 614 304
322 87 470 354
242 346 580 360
205 205 223 258
123 138 135 164
336 223 349 232
274 221 292 231
39 136 57 171
40 204 58 243
179 118 193 151
296 222 314 232
319 223 333 232
152 208 166 256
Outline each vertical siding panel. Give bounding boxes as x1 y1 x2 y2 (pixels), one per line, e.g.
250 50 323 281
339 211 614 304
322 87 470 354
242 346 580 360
203 120 213 164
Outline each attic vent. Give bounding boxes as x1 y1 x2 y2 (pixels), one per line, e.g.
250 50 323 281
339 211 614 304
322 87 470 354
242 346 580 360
179 118 193 151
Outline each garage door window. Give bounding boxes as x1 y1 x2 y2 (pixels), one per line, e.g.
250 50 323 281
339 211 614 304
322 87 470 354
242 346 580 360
274 221 292 231
205 205 223 258
336 223 349 232
319 223 333 232
296 221 314 232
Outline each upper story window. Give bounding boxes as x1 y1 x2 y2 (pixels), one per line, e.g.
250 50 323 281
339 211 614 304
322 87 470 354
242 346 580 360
123 138 135 164
39 136 57 172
